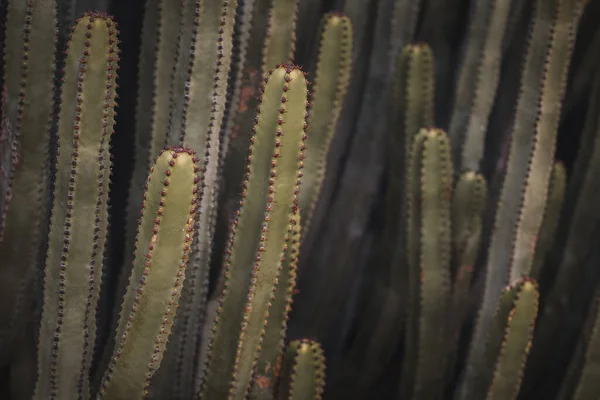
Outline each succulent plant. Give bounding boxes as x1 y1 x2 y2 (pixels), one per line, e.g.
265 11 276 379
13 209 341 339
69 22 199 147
1 1 600 400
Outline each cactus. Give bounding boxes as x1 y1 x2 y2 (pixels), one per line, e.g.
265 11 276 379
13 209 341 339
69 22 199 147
558 286 600 400
448 0 512 172
0 0 56 360
482 278 539 399
447 171 487 373
198 64 307 399
523 50 600 393
461 1 585 396
277 339 325 400
218 0 298 226
156 1 238 397
251 215 301 400
297 12 352 232
124 0 184 265
400 128 453 399
530 161 566 280
34 12 118 400
98 146 199 400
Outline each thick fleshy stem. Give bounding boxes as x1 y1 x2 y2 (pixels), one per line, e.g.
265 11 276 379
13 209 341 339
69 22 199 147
298 12 352 233
277 339 326 400
460 1 585 396
400 128 453 399
97 146 199 400
34 12 119 400
198 64 307 400
0 0 57 363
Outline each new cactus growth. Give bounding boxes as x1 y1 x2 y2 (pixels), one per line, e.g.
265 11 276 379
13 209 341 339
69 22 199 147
34 12 118 400
298 12 352 232
198 64 307 399
277 339 325 400
401 128 453 399
0 0 56 359
482 278 539 399
98 146 199 400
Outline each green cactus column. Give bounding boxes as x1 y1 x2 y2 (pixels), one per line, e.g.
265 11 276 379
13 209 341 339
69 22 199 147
400 128 453 400
460 0 585 396
298 12 352 232
0 0 56 359
98 147 199 400
250 215 301 400
277 339 326 400
34 12 118 400
482 278 539 399
198 64 307 400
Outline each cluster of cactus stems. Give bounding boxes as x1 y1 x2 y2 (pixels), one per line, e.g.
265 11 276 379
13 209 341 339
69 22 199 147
2 0 600 399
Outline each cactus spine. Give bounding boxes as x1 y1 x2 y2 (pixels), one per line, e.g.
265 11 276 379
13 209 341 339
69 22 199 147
298 12 352 232
461 1 585 395
278 339 326 400
199 64 307 399
401 128 453 399
34 12 118 400
98 147 199 400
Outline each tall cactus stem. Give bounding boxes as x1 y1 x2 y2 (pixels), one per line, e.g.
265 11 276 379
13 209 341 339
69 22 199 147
199 64 307 400
298 12 352 233
34 12 119 400
98 146 199 400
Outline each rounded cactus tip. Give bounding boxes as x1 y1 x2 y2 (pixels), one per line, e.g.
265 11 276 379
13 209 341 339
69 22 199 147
161 145 197 157
272 63 308 76
506 276 539 293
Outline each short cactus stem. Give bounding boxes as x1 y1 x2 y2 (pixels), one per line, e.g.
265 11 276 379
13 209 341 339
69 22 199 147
278 339 326 400
98 146 199 400
484 278 539 399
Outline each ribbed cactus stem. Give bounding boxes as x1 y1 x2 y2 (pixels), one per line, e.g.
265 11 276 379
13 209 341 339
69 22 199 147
98 146 199 400
199 64 307 400
0 0 56 355
401 128 452 399
124 0 185 266
462 1 585 395
34 12 118 400
530 161 566 280
218 0 298 225
484 278 539 399
298 12 352 233
251 215 301 399
447 171 487 373
448 0 512 171
278 339 326 400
